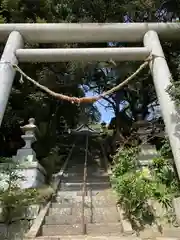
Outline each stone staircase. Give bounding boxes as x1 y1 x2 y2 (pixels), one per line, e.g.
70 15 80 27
37 157 124 239
35 157 180 240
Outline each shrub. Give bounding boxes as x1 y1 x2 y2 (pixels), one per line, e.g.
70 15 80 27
111 144 180 224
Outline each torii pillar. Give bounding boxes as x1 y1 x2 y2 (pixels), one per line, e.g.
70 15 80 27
0 31 23 125
144 30 180 178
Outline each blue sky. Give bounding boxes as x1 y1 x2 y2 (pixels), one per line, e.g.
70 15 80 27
86 90 114 123
86 89 161 123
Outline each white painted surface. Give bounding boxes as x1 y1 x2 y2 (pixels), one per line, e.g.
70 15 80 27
0 161 46 189
18 166 45 188
0 23 179 43
16 47 150 62
144 30 180 179
0 31 23 125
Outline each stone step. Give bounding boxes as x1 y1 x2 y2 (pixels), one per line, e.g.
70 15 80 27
87 222 122 235
53 194 91 202
92 197 117 207
139 226 180 239
54 194 92 205
91 207 120 223
50 199 118 212
47 206 120 224
36 236 141 240
42 223 122 236
48 207 72 217
50 202 91 214
62 176 109 183
42 224 82 236
36 236 180 240
63 170 107 176
64 168 94 173
59 182 110 191
46 208 92 225
63 169 108 174
54 198 117 207
55 192 117 207
55 191 91 199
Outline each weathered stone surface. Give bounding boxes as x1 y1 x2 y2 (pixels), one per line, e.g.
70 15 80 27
25 202 51 239
92 207 120 223
0 220 31 240
40 161 124 238
0 204 40 222
91 192 117 207
36 236 141 240
60 182 110 191
42 224 83 236
0 223 7 239
55 193 91 201
173 197 180 225
161 228 180 238
49 206 72 215
45 208 91 225
62 175 109 183
0 162 46 190
87 223 122 235
26 204 40 219
117 206 134 235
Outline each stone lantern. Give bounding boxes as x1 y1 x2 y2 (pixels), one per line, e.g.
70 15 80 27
12 118 46 189
15 118 37 162
133 112 159 167
21 118 37 148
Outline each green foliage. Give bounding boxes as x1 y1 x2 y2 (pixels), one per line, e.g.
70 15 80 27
0 188 39 222
113 171 152 213
167 79 180 106
111 143 179 225
152 156 179 195
112 147 138 176
160 137 173 159
166 47 180 112
0 158 54 223
40 146 65 182
0 0 179 156
0 14 5 23
36 16 47 23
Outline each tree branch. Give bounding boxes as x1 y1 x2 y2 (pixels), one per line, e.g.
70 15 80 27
100 96 117 111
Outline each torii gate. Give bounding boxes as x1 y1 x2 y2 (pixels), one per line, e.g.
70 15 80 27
0 23 180 177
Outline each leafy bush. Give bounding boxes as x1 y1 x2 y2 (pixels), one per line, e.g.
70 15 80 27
111 144 179 225
112 147 138 177
0 158 54 223
40 146 65 182
0 188 39 222
160 138 173 159
114 171 152 214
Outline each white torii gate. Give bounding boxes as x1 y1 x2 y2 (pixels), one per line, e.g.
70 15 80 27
0 23 180 177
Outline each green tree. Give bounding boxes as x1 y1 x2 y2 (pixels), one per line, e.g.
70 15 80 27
0 0 180 158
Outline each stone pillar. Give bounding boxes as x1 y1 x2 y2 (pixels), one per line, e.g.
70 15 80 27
13 118 46 188
144 30 180 179
0 31 23 125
